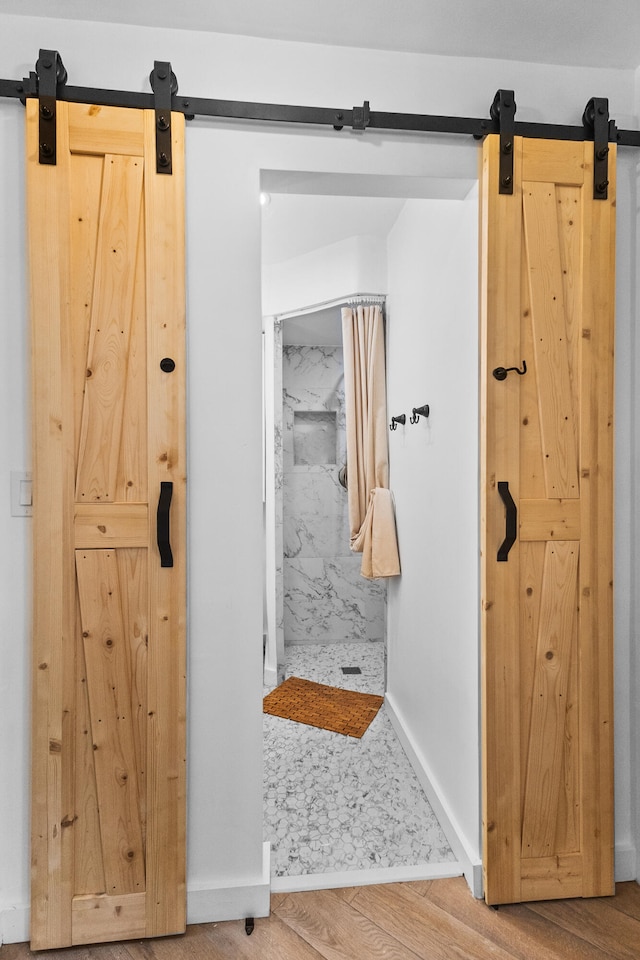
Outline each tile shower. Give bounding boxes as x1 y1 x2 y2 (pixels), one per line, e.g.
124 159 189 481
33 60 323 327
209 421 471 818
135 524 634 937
280 340 386 649
265 315 458 883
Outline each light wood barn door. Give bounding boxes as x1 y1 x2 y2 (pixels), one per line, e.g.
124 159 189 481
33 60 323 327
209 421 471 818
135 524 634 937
480 136 615 905
27 100 186 949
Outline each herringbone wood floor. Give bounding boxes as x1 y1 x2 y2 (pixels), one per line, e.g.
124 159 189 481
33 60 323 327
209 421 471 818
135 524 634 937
3 878 640 959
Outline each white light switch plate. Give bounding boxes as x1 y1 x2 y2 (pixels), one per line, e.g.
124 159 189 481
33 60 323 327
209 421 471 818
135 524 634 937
11 471 32 517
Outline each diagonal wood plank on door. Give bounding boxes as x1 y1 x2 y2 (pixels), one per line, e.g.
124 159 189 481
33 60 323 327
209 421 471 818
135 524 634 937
76 549 145 895
522 183 579 500
75 155 143 503
521 541 579 858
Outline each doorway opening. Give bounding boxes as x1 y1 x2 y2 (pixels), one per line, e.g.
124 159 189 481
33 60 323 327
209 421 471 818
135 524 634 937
261 172 481 893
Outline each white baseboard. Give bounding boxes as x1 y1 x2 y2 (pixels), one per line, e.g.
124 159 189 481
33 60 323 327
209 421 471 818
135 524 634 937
615 841 637 882
2 844 271 946
187 841 271 924
384 691 484 899
271 860 461 894
263 663 278 687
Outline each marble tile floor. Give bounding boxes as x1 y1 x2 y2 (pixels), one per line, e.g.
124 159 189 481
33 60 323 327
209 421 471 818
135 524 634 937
263 641 457 881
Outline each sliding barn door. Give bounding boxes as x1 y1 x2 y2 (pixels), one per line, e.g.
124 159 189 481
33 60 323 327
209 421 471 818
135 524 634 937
480 136 615 904
27 100 186 949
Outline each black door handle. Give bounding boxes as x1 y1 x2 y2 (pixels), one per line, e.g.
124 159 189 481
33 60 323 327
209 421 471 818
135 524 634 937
157 481 174 567
493 360 527 381
497 481 517 562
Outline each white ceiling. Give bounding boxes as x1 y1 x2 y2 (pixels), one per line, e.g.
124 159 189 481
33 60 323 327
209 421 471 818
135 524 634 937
261 172 476 265
4 0 640 69
261 194 404 266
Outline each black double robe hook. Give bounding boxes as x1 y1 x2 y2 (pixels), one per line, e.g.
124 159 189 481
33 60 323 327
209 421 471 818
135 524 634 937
390 414 406 431
492 360 527 381
410 404 430 424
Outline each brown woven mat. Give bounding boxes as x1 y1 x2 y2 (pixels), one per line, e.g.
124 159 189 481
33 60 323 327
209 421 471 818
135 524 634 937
263 676 384 738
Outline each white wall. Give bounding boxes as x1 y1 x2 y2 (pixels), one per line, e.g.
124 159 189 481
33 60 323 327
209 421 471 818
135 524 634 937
385 191 481 879
0 12 638 941
613 146 639 883
0 84 31 945
633 68 640 886
262 234 387 316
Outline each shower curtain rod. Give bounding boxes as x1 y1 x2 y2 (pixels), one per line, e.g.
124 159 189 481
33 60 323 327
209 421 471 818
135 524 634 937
274 293 386 322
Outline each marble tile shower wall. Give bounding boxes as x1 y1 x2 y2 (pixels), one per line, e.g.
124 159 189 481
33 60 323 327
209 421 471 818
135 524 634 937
281 344 386 644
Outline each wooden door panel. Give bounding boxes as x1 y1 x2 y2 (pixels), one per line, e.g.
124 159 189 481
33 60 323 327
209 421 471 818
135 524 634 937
75 154 144 503
481 135 615 904
520 853 583 901
523 184 579 498
69 152 102 466
521 139 585 184
74 503 149 548
519 499 581 540
68 102 145 157
520 540 579 858
75 587 107 898
28 99 186 949
76 548 146 896
72 892 146 945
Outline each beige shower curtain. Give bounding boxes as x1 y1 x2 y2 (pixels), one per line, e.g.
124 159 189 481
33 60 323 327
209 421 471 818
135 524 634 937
341 304 401 579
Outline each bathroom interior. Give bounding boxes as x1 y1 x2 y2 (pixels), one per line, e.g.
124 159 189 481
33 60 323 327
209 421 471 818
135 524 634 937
261 174 482 892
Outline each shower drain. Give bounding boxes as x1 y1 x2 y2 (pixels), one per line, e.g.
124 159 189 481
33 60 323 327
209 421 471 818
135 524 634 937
341 666 362 675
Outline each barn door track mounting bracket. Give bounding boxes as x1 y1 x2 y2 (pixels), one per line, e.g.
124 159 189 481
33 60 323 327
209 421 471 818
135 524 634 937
491 89 516 195
150 61 177 175
36 48 67 166
583 97 613 200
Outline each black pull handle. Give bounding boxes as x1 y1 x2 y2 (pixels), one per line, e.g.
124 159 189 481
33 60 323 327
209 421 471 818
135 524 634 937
157 481 174 567
497 481 517 562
